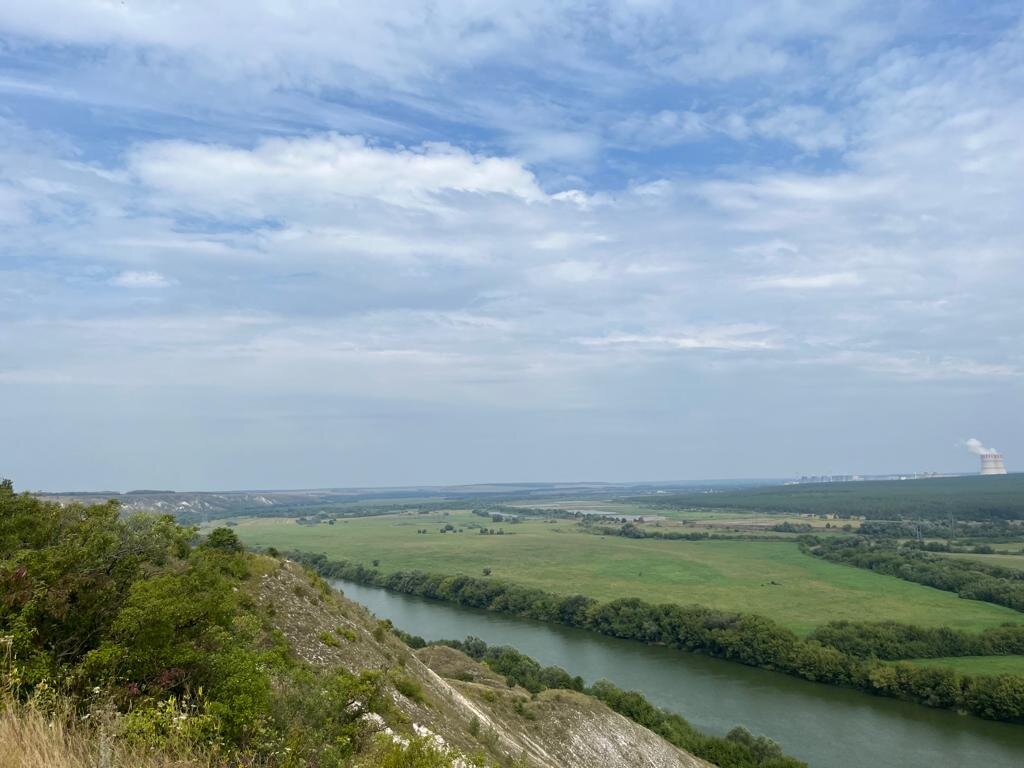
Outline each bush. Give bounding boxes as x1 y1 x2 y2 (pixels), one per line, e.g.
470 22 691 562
203 527 244 553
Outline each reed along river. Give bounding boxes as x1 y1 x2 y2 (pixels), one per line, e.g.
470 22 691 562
332 579 1024 768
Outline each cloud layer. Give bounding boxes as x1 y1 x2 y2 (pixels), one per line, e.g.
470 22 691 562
0 2 1021 488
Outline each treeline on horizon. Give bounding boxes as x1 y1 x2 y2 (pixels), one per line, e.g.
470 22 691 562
802 536 1024 612
629 474 1024 521
174 500 463 526
397 634 805 768
293 552 1024 723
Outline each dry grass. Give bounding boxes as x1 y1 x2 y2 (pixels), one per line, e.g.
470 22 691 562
0 702 210 768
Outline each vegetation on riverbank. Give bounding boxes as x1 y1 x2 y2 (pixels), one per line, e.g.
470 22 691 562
230 513 1022 635
294 551 1024 723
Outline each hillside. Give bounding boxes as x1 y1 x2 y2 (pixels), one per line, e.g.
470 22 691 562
0 481 721 768
258 559 711 768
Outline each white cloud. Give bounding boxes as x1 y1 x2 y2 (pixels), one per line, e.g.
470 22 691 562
751 272 862 290
109 270 173 288
128 134 546 216
579 325 778 352
822 351 1021 381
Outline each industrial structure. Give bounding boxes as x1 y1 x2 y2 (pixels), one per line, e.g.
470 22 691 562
980 452 1008 475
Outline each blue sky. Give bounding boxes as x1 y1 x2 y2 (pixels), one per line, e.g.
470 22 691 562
1 1 1021 490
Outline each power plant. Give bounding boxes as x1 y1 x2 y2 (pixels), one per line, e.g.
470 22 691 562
980 452 1008 475
966 438 1008 475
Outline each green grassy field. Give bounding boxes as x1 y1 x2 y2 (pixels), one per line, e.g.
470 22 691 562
902 656 1024 676
230 512 1024 636
940 552 1024 571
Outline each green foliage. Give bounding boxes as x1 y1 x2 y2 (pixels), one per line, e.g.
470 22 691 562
808 619 1024 660
364 735 460 768
0 482 455 766
320 631 342 648
392 673 426 704
203 527 243 553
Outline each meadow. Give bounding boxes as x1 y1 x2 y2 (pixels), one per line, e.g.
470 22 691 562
941 552 1024 571
904 656 1024 676
230 511 1023 636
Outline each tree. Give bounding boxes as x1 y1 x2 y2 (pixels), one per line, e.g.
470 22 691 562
203 527 243 553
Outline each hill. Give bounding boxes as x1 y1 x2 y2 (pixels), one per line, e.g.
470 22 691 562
1 480 803 768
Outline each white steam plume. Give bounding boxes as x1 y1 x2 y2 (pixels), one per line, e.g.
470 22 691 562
965 438 997 455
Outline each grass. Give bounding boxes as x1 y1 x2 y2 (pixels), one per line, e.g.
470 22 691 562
939 552 1024 571
901 656 1024 676
231 512 1024 636
0 700 210 768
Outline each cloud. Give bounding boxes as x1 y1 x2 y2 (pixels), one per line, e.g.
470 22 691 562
579 325 778 352
110 270 173 288
2 5 1024 486
752 105 847 152
821 352 1021 381
751 272 862 290
128 134 546 216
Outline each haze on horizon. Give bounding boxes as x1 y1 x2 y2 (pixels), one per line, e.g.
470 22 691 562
1 2 1021 491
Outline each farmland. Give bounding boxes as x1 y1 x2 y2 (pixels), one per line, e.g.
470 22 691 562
229 510 1023 636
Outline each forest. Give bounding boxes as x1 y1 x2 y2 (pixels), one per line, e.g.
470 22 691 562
632 475 1024 521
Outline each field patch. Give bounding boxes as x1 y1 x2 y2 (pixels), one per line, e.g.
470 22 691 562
902 656 1024 676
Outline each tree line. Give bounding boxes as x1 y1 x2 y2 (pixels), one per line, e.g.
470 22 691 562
807 620 1024 659
630 475 1024 522
294 551 1024 723
580 519 786 542
802 536 1024 612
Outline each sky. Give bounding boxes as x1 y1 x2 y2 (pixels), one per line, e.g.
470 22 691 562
0 1 1022 491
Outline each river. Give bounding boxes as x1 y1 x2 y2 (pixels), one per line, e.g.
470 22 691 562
332 578 1024 768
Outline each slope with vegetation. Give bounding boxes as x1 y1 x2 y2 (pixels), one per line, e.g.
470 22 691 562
3 480 805 768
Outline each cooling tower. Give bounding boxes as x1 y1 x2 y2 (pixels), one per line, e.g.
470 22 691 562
980 453 1008 475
